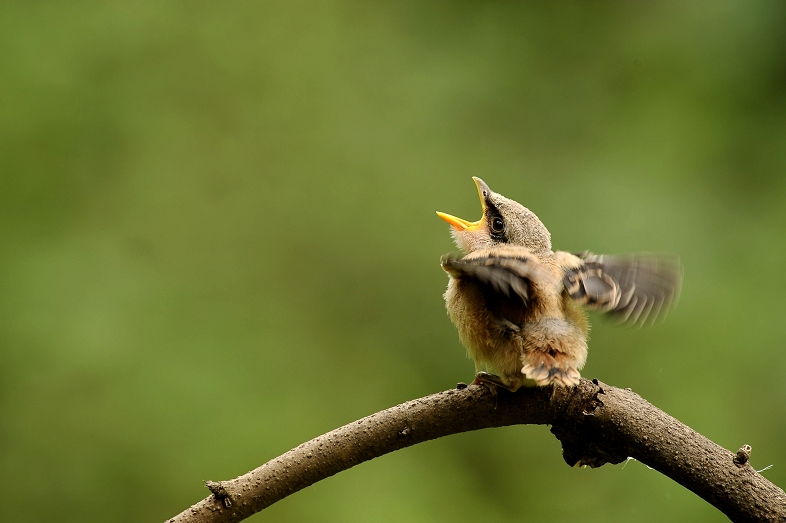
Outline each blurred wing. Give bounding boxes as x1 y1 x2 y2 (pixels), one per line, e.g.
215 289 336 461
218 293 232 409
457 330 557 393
441 250 553 303
563 251 682 326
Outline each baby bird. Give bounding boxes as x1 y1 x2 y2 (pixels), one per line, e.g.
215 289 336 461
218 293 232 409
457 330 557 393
437 177 681 389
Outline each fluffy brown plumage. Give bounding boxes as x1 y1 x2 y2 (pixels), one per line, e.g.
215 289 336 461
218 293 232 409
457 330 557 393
438 178 682 389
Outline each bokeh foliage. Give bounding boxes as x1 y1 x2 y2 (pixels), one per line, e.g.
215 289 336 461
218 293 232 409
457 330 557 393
1 1 785 522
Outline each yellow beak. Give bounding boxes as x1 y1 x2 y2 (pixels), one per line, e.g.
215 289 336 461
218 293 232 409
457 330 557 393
436 177 489 231
435 211 483 231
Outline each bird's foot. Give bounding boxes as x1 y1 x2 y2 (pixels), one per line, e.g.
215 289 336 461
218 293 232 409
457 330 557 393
522 364 580 387
472 371 518 395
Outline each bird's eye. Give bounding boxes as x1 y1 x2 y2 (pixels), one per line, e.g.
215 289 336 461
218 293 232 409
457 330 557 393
490 217 505 234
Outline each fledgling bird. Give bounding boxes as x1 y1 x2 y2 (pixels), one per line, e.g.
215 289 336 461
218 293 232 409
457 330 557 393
437 178 682 389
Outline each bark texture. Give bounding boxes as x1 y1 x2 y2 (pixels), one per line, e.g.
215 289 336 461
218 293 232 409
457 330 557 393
166 379 786 523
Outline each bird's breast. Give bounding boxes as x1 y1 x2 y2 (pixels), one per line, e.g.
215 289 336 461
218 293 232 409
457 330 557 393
444 276 589 374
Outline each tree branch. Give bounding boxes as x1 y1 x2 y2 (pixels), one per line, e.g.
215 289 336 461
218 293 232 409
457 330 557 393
165 379 786 523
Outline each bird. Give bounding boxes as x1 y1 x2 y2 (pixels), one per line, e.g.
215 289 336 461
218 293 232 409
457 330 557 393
437 177 682 390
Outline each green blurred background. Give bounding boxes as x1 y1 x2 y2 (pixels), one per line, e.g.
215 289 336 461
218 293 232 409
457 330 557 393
2 1 785 522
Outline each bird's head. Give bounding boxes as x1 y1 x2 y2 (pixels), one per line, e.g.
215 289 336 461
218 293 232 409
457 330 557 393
437 177 552 254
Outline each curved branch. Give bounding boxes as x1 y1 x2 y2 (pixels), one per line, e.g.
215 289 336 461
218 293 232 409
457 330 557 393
165 379 786 523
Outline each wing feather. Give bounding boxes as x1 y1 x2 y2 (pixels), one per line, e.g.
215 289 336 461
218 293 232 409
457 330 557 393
441 249 554 303
563 251 682 326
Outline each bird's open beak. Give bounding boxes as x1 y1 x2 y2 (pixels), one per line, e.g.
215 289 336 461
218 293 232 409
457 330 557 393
436 177 490 231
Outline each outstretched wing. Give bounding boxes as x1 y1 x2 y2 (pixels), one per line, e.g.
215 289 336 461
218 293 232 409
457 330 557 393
441 248 555 303
562 251 682 326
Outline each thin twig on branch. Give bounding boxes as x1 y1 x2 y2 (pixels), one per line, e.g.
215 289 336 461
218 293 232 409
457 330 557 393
166 379 786 523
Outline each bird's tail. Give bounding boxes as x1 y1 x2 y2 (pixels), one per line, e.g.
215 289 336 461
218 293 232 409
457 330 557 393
521 363 581 387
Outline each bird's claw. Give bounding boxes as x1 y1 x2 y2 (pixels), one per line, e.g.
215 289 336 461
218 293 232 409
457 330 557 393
472 371 515 395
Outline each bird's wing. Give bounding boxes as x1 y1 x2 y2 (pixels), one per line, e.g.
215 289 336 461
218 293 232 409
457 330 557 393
441 248 556 303
561 251 683 326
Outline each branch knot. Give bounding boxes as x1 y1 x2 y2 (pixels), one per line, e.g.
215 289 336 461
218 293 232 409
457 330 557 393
205 481 232 508
734 444 752 467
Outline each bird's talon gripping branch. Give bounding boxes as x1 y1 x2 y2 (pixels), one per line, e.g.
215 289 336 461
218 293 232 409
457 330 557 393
473 371 517 395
